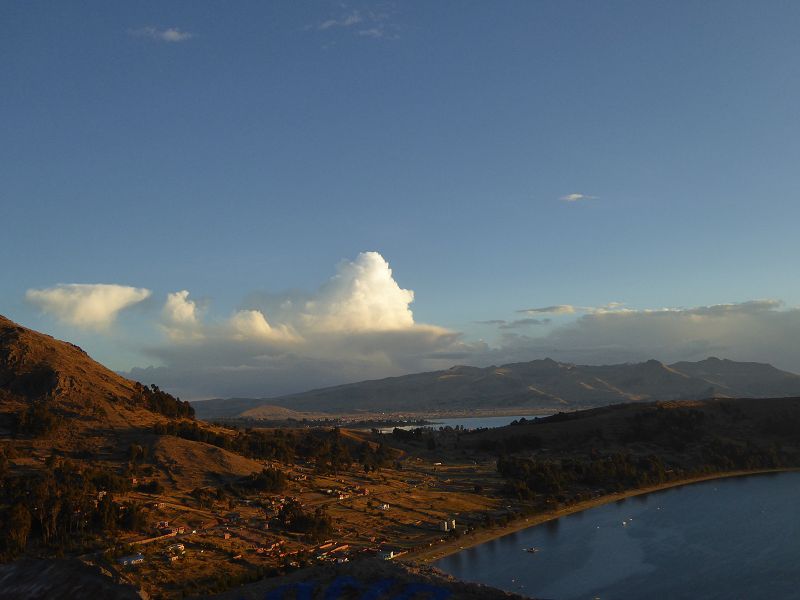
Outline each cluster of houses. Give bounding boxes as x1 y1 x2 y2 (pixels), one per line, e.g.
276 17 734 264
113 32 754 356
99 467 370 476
313 541 351 564
321 485 369 501
440 518 457 532
155 520 187 536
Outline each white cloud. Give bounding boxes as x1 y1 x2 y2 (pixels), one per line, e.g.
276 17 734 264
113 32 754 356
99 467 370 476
317 12 363 30
518 304 577 315
484 299 800 372
358 27 385 38
228 310 300 343
499 318 551 329
560 193 596 202
161 291 203 340
131 26 193 42
300 251 415 332
128 252 456 398
26 284 151 330
312 8 398 40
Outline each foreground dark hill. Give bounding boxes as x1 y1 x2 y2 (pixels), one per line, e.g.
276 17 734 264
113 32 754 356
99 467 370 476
194 357 800 418
0 314 193 434
0 314 261 475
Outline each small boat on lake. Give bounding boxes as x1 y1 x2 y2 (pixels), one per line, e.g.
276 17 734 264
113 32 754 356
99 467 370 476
524 547 539 554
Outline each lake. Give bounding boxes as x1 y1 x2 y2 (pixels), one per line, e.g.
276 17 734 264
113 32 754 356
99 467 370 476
380 415 540 433
435 471 800 599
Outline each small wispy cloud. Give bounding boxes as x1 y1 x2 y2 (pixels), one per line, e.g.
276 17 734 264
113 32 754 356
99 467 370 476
518 302 628 316
358 27 386 38
475 319 508 326
499 318 551 329
317 11 363 30
131 26 194 43
560 193 596 202
311 6 398 40
518 305 577 315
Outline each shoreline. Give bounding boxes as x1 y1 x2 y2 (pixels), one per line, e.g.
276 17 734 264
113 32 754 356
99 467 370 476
403 467 799 564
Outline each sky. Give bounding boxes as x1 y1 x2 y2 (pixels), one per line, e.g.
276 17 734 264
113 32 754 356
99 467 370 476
3 1 800 399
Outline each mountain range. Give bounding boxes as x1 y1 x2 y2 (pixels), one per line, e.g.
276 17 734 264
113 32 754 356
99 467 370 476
193 357 800 419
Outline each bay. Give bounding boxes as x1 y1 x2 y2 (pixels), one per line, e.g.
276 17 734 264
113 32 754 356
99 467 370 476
436 472 800 599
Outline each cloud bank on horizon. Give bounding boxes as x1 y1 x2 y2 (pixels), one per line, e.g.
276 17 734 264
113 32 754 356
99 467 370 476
22 253 800 399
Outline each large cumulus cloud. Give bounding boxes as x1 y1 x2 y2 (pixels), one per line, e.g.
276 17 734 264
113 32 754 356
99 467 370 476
131 252 466 398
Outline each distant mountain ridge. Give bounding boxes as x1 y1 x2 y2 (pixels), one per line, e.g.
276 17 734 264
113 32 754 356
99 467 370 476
193 357 800 419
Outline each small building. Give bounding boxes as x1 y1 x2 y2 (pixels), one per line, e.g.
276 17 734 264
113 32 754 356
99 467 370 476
168 543 185 554
165 554 179 563
223 532 231 540
441 521 449 532
378 548 397 560
379 503 390 511
450 518 457 530
118 553 145 566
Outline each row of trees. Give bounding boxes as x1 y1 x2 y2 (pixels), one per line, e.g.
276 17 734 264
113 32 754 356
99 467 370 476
498 452 673 500
132 383 194 419
0 458 146 560
278 500 332 541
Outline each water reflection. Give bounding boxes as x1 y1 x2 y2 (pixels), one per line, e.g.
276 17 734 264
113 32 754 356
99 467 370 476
436 473 800 600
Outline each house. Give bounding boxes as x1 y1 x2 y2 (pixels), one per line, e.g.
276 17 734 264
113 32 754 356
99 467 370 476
118 554 145 566
223 532 231 540
168 543 185 554
157 520 169 529
165 554 179 563
377 548 397 560
441 521 449 532
379 503 390 511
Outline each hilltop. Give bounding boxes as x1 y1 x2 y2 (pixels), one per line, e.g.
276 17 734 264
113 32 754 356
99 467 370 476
0 314 193 435
194 356 800 419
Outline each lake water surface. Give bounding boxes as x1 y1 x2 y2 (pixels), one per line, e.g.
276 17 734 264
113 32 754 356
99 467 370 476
436 471 800 599
381 415 540 433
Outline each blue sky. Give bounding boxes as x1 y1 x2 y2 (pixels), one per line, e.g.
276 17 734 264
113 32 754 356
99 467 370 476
3 2 800 398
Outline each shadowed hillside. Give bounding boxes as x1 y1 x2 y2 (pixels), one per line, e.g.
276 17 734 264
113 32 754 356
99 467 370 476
194 357 800 418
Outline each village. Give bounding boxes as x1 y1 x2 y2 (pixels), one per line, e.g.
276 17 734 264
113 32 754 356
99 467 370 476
99 435 513 598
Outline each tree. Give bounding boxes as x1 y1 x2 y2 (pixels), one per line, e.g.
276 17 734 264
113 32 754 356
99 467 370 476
4 503 32 556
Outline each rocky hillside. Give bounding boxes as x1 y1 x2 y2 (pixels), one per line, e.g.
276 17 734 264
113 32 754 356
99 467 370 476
0 315 258 478
195 357 800 418
0 314 193 435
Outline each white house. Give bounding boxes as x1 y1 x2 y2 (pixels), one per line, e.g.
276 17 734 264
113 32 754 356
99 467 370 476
118 553 145 566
